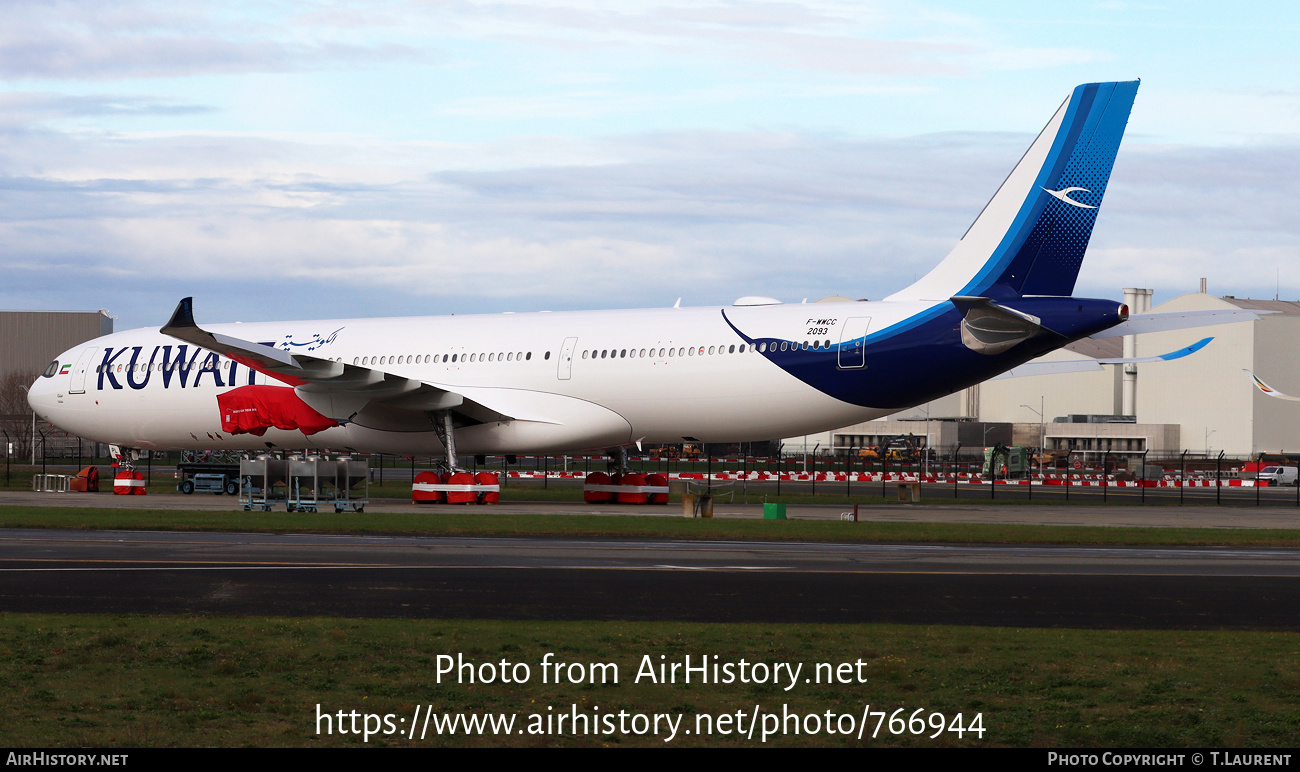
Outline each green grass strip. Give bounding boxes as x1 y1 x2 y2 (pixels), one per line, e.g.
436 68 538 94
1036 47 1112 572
5 504 1300 546
3 614 1299 747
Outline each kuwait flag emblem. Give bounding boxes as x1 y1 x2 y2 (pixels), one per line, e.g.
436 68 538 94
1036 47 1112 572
59 363 71 375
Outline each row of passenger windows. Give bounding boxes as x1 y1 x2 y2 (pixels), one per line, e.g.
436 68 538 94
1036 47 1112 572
583 343 751 360
353 339 839 367
354 352 547 366
758 339 835 352
96 361 232 373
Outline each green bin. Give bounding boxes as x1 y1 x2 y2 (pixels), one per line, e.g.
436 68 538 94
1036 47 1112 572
763 502 787 520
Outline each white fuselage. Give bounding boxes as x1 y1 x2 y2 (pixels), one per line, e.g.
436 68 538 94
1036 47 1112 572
27 298 933 455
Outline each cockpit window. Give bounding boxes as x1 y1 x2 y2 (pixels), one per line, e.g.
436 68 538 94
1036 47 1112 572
42 360 59 378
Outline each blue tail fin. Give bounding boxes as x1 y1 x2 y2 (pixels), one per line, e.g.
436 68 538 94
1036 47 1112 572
887 81 1139 302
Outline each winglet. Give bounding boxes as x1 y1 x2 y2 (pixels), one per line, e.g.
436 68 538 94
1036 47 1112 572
159 296 302 374
1158 336 1212 361
1245 369 1300 401
161 297 196 333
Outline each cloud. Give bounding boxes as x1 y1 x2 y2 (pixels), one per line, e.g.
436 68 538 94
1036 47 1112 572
1 115 1297 328
0 0 1101 83
0 92 214 126
0 0 425 79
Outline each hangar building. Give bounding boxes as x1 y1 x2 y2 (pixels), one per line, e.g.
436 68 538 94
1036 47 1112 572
1 310 114 460
1 310 114 383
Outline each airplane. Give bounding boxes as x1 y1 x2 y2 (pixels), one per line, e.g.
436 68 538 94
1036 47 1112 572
26 80 1262 470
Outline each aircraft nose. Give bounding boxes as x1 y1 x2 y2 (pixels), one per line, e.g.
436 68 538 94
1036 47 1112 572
27 373 57 422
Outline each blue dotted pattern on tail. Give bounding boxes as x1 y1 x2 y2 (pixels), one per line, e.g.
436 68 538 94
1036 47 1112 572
999 81 1139 297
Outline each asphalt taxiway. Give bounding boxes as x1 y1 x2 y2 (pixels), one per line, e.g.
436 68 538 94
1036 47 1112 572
4 524 1300 628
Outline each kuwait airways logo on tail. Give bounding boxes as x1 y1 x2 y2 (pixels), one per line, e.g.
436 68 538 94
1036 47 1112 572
1042 186 1096 209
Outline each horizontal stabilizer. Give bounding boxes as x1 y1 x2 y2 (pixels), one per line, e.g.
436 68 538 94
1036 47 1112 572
1092 309 1270 338
951 296 1045 355
994 337 1212 379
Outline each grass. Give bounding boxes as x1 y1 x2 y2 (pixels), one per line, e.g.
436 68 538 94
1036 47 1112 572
2 615 1298 747
6 504 1300 546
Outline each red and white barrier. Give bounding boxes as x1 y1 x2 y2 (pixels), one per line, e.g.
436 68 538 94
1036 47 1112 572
415 468 1271 492
411 471 501 504
582 472 670 505
113 470 147 495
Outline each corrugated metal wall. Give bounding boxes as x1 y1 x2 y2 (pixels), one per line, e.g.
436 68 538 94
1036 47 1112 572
0 310 114 382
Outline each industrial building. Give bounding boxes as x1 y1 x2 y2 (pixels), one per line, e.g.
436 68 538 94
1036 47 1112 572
1 310 114 384
1 310 114 460
784 288 1299 460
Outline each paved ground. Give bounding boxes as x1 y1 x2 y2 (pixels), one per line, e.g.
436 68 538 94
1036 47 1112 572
6 489 1300 626
4 528 1300 627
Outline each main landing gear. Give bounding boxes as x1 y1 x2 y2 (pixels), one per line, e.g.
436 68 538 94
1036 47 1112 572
432 409 468 474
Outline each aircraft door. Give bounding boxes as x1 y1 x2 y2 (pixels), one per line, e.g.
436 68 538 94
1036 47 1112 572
558 337 578 380
68 347 98 394
837 318 871 369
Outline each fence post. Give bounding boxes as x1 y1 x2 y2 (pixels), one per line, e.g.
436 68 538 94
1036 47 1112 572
954 445 962 499
1180 450 1187 506
1141 449 1149 504
1216 450 1225 506
1102 450 1109 503
1257 453 1262 506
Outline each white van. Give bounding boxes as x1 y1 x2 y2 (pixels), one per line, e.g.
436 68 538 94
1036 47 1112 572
1257 466 1298 486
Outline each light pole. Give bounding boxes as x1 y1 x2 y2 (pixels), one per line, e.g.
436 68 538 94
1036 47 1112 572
1021 398 1045 475
1205 428 1216 456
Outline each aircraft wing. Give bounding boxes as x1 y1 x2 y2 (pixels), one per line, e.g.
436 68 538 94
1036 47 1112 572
992 337 1212 379
1091 309 1270 338
1244 370 1300 401
160 297 522 423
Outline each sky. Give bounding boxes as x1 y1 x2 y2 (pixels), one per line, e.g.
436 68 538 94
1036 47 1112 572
1 1 1297 330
